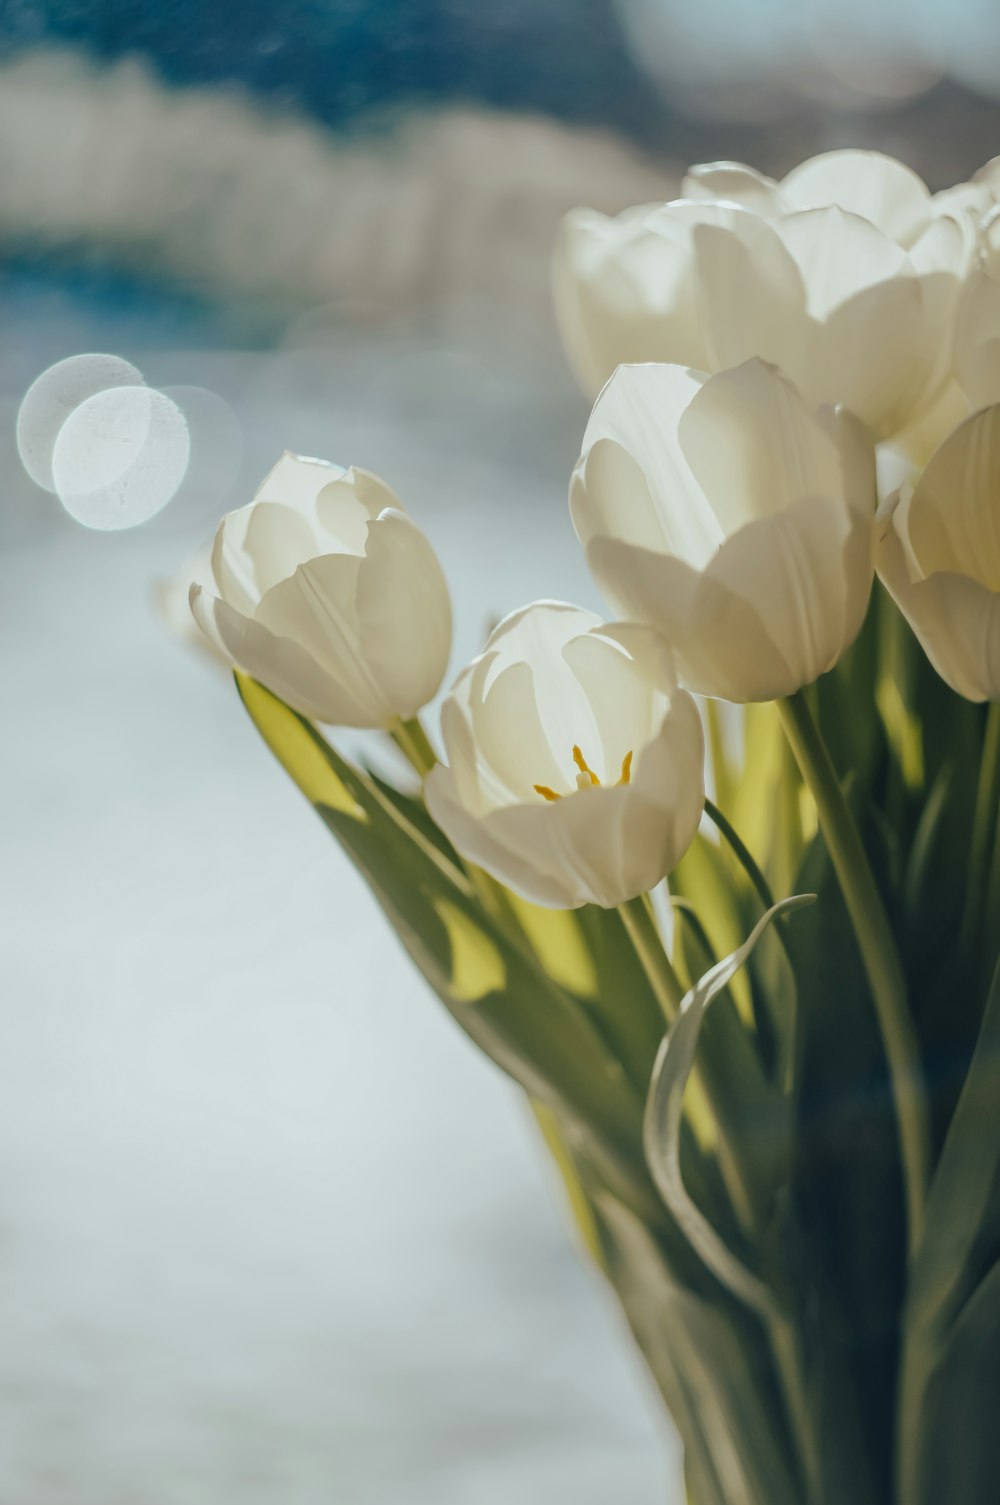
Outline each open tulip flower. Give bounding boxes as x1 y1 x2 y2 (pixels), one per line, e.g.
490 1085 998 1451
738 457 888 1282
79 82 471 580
571 358 876 701
187 145 1000 1505
424 602 705 909
555 148 982 440
190 451 452 728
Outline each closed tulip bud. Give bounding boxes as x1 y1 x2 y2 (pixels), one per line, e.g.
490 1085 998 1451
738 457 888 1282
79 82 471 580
555 150 977 441
877 405 1000 703
424 602 705 910
570 359 877 703
190 452 452 727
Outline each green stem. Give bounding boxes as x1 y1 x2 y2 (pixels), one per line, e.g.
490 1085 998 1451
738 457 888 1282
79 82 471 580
617 896 685 1025
390 714 437 778
777 691 928 1256
962 700 1000 950
703 797 777 914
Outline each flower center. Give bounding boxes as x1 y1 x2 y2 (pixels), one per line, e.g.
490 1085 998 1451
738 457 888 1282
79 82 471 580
534 744 633 802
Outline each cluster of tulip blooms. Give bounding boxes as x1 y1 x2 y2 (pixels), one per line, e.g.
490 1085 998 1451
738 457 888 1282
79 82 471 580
189 151 1000 1505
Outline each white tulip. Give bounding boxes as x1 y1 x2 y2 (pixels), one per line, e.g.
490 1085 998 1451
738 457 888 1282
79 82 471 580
555 150 978 440
424 602 705 910
190 452 452 727
570 359 876 703
877 405 1000 703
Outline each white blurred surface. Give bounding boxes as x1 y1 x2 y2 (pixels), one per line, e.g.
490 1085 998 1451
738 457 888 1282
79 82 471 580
0 305 678 1501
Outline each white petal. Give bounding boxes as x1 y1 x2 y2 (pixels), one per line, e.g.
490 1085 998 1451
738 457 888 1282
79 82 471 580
355 508 452 718
443 602 603 806
189 587 345 722
468 788 670 908
687 211 805 372
208 453 336 611
584 535 795 702
816 404 878 519
472 659 569 801
424 766 582 908
253 555 390 727
481 600 602 662
436 696 497 818
314 466 401 554
254 450 346 512
933 179 995 223
895 405 1000 590
561 630 661 778
778 207 913 317
631 686 705 825
773 213 926 434
909 213 978 281
878 511 1000 702
814 282 930 438
554 204 715 396
781 150 931 244
892 383 971 471
240 501 325 597
955 270 1000 409
209 507 263 617
574 364 721 569
680 161 784 216
570 436 675 558
677 360 845 533
702 496 873 691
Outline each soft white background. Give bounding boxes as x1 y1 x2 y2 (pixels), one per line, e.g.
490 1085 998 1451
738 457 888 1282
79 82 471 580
0 284 678 1502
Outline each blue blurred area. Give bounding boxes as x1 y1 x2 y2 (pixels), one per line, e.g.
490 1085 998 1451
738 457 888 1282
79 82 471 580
0 0 668 141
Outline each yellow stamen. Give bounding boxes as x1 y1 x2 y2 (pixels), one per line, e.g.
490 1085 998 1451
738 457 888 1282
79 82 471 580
572 745 601 786
534 746 634 801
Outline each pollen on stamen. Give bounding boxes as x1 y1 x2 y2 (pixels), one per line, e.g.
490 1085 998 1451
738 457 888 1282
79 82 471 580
619 750 633 785
572 744 601 786
534 784 562 802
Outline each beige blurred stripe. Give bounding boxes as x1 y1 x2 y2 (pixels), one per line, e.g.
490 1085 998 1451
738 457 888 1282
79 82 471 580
0 49 676 329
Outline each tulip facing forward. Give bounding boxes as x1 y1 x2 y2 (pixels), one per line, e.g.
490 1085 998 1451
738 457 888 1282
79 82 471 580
424 602 705 910
877 405 1000 703
570 359 877 703
190 452 452 727
555 149 980 440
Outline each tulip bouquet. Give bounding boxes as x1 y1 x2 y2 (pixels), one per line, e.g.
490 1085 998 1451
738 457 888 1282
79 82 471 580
189 151 1000 1504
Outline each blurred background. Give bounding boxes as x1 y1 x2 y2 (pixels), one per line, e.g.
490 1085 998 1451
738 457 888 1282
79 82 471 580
2 4 999 1501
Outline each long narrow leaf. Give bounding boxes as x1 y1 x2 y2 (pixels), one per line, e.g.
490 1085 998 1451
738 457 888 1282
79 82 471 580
643 896 815 1318
908 955 1000 1336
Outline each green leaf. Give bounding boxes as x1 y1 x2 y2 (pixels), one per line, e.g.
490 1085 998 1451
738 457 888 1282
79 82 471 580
784 827 904 1501
235 674 659 1220
643 897 814 1318
901 959 1000 1499
598 1196 802 1505
506 893 667 1099
903 1259 1000 1505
